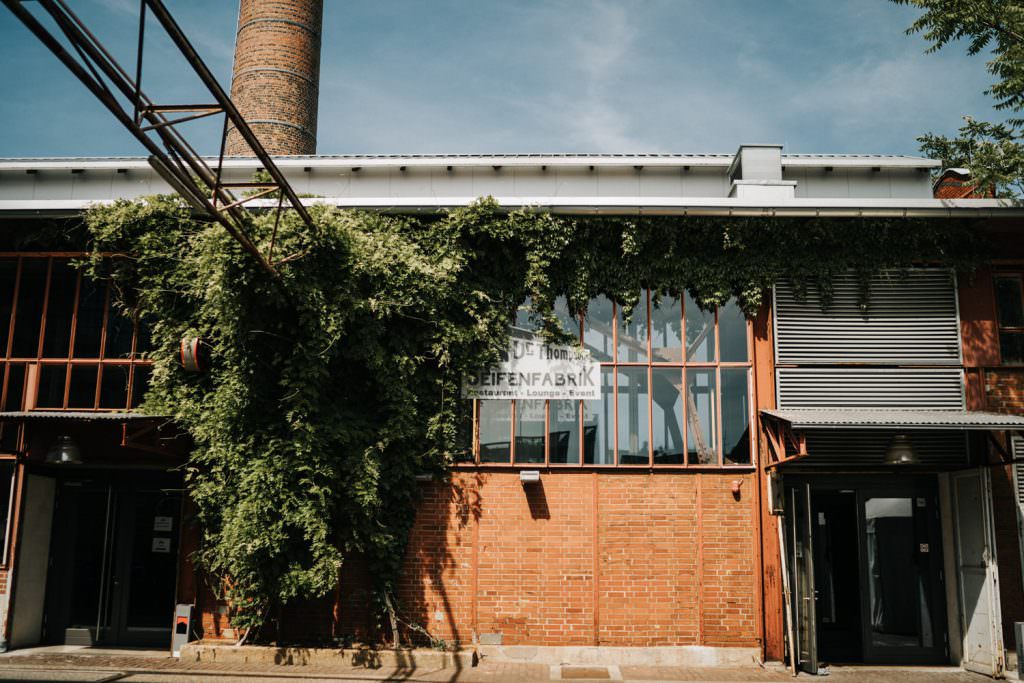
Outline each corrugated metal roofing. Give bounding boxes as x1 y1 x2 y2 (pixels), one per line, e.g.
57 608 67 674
762 408 1024 430
0 411 165 421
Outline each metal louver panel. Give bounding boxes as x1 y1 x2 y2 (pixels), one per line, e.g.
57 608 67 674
799 429 968 467
776 367 964 409
774 270 961 365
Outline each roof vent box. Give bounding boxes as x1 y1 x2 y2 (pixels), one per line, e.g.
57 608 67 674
728 144 795 200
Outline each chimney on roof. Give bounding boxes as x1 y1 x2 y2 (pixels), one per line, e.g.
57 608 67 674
932 168 994 198
727 144 796 200
225 0 323 156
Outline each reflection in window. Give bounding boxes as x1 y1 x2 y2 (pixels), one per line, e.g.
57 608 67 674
718 300 748 362
583 368 614 464
515 296 579 339
479 400 511 462
515 399 545 463
584 296 614 362
864 497 932 648
652 368 684 464
617 293 648 363
685 293 715 362
651 295 682 363
995 276 1024 365
721 368 750 464
550 400 580 464
617 367 649 465
687 369 717 464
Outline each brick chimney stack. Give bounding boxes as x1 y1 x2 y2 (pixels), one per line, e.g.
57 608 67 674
225 0 323 156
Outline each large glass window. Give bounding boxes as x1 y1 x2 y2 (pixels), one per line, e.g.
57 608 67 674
0 255 153 450
469 290 753 467
995 275 1024 365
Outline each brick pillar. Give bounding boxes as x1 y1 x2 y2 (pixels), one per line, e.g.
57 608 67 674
226 0 323 156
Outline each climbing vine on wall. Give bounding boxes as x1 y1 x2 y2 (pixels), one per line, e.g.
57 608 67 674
80 196 985 641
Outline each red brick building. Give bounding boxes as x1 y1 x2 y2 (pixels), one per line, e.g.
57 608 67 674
1 149 1023 679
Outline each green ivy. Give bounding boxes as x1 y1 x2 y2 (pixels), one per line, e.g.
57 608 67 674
80 196 986 640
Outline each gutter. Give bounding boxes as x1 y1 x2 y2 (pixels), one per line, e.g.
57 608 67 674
2 196 1023 219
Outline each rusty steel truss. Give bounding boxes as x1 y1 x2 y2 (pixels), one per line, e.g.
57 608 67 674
3 0 317 277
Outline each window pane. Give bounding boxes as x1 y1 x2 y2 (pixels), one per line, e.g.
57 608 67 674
583 296 614 362
617 292 648 363
74 279 106 358
41 261 76 358
651 295 682 363
514 399 545 464
0 260 17 357
583 368 614 464
686 369 717 464
722 368 751 465
550 399 580 464
3 364 25 411
130 365 151 409
514 295 577 339
37 364 67 409
105 306 134 359
479 400 511 463
136 315 154 356
1000 331 1024 365
99 364 130 409
67 365 98 409
652 368 684 465
995 277 1024 327
719 299 748 362
617 367 649 465
685 293 715 362
10 259 48 358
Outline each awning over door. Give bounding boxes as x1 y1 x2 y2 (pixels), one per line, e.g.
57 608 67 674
760 409 1024 469
761 408 1024 431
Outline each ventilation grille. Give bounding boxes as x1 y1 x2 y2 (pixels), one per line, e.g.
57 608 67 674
775 270 960 365
799 429 968 467
776 367 964 409
1014 436 1024 506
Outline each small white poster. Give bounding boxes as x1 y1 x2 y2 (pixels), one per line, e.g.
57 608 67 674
154 516 174 532
462 336 599 400
152 537 171 554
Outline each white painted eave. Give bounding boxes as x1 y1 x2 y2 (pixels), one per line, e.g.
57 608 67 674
2 196 1022 218
0 153 940 172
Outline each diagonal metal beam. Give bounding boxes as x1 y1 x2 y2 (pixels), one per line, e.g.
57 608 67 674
2 0 320 278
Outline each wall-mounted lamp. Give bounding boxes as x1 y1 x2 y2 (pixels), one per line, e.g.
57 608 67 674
520 470 540 485
46 435 82 465
884 434 919 465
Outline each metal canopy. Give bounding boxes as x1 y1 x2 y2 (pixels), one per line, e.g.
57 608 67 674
0 411 164 422
761 408 1024 431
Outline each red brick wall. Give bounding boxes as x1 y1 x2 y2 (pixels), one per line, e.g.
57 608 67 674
202 470 759 649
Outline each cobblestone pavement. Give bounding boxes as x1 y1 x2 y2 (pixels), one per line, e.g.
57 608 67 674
0 652 1001 682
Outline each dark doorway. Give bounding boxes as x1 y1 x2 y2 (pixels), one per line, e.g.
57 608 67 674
44 471 182 647
812 490 863 663
785 475 948 672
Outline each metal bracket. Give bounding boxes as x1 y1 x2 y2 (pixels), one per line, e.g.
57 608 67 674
3 0 318 278
762 414 809 470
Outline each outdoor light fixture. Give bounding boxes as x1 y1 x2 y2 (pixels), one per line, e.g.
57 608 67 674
883 434 919 465
45 435 83 465
519 470 540 484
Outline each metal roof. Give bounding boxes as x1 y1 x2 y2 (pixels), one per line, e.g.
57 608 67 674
0 152 940 170
0 411 165 422
761 408 1024 430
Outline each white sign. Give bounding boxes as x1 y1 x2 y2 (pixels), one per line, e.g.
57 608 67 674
462 336 599 400
154 516 174 532
152 537 171 554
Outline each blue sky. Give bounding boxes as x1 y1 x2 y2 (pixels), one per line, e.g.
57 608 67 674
0 0 1007 157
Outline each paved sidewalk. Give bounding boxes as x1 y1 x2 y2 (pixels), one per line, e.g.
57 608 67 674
0 650 997 682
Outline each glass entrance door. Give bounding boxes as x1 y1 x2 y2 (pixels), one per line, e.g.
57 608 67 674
44 473 182 646
785 476 948 667
857 483 947 664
